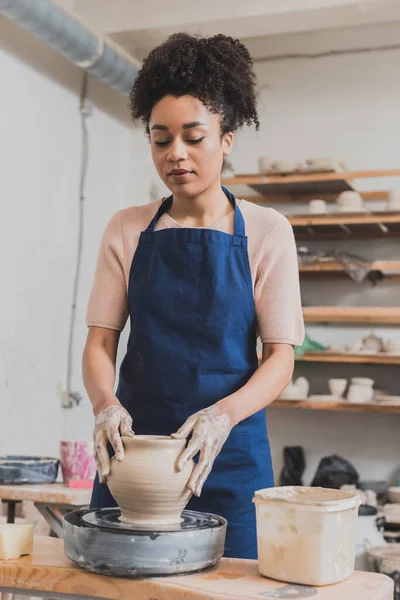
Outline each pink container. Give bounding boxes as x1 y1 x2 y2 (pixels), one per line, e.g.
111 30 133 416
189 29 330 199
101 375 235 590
60 441 96 483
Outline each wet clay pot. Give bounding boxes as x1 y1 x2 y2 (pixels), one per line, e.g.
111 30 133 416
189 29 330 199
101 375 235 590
107 435 194 526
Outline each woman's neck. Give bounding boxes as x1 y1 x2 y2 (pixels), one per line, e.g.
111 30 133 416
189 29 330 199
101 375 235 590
167 181 232 228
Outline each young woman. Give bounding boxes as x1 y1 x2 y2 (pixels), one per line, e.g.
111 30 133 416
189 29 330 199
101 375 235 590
83 32 304 559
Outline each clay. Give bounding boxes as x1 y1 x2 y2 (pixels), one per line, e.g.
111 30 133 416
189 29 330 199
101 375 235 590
107 435 194 526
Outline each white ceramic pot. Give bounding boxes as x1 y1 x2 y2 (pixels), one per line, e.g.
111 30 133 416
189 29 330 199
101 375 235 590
345 340 363 353
108 435 194 526
386 201 400 212
273 160 300 173
280 377 309 400
337 191 363 207
362 332 384 353
389 190 400 202
347 378 374 403
387 190 400 210
384 338 400 353
328 378 348 398
306 157 334 169
279 383 299 399
308 199 328 214
295 376 309 398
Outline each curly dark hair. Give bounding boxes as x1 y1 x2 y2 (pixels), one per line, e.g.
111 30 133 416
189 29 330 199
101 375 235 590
129 32 259 135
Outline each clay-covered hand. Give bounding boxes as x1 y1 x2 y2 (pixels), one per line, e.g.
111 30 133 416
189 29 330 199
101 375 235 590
172 406 231 497
94 405 134 483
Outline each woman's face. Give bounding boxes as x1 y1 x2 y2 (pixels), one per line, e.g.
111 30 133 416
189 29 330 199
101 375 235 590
149 95 233 197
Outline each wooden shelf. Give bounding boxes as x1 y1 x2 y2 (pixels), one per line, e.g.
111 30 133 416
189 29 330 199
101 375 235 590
290 212 400 226
296 352 400 365
223 169 400 197
290 212 400 240
303 306 400 324
241 190 390 204
299 261 400 278
271 399 400 414
257 352 400 365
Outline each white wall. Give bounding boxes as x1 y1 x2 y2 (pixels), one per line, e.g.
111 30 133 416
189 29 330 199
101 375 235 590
231 44 400 485
0 16 158 456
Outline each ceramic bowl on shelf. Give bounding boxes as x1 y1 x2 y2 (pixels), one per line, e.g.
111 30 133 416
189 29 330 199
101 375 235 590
336 191 364 207
344 340 364 353
336 190 365 213
328 379 348 398
273 159 302 173
384 338 400 353
386 190 400 211
386 202 400 212
258 157 304 174
362 332 384 353
308 199 328 214
279 377 309 400
347 378 375 403
306 157 338 170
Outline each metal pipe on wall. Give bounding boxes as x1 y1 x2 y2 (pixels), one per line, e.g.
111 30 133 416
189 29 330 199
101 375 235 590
0 0 139 96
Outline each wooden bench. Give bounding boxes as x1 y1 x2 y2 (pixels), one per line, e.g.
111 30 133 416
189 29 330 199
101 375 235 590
0 484 91 537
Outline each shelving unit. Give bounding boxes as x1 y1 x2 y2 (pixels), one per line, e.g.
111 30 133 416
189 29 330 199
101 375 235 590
296 352 400 365
222 169 400 197
228 168 400 416
272 399 400 414
299 260 400 280
299 260 400 273
241 190 390 204
290 212 400 240
256 351 400 365
303 306 400 324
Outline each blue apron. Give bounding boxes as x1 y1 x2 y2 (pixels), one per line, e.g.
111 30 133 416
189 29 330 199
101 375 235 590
90 187 274 558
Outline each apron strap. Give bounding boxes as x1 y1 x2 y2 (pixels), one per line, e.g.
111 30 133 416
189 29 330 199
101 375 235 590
145 186 246 237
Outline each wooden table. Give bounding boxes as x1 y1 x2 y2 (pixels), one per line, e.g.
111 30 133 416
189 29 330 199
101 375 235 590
0 537 394 600
0 484 91 537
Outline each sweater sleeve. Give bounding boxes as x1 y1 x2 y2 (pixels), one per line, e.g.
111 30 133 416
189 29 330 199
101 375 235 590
86 211 129 331
255 215 305 346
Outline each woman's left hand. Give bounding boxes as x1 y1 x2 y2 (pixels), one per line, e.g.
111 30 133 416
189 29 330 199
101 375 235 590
172 406 231 497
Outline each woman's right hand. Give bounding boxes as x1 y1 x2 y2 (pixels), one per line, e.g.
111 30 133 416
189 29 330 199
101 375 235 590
94 404 135 483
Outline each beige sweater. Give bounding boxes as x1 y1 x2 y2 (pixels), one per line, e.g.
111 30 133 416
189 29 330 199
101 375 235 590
86 199 305 346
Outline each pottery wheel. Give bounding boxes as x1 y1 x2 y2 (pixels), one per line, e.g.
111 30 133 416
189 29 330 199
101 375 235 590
63 508 227 577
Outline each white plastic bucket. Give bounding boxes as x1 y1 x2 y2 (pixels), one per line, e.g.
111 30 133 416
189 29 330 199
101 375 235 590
253 486 360 586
